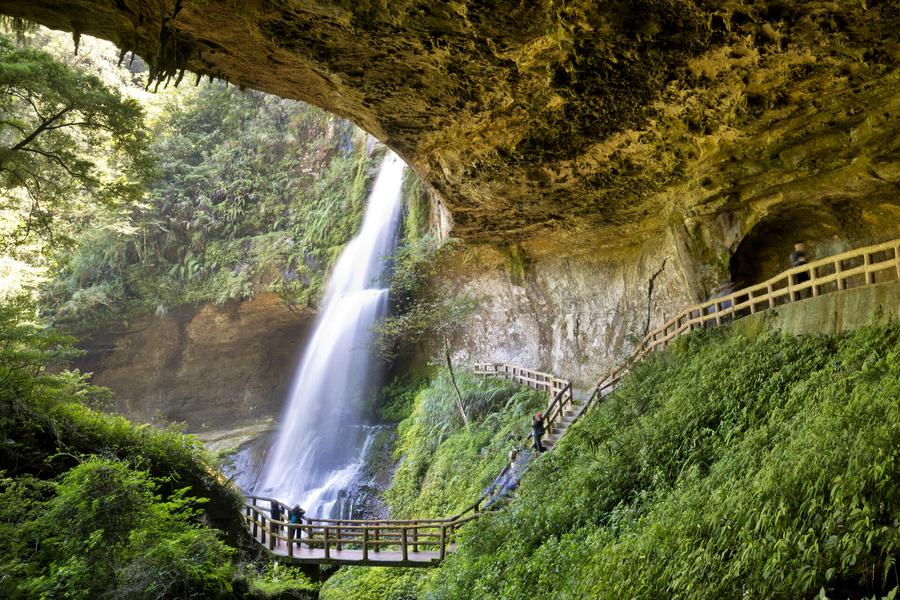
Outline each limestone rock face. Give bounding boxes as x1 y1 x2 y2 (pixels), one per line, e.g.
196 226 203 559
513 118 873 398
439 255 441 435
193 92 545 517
73 294 312 432
4 1 899 246
442 235 694 388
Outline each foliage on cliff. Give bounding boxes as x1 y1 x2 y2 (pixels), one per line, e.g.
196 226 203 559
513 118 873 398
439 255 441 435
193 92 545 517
44 83 381 324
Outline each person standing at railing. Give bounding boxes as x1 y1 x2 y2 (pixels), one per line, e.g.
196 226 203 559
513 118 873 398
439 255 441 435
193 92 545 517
270 500 284 544
288 504 305 544
790 241 812 300
532 412 546 453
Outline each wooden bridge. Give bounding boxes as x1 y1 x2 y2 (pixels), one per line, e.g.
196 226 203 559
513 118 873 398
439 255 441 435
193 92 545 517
242 494 484 567
243 237 900 566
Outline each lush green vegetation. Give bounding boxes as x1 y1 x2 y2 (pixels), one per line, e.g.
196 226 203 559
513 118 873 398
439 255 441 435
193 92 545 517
44 83 381 325
427 324 900 599
0 27 384 327
323 324 900 599
0 296 321 598
0 297 234 598
0 35 149 257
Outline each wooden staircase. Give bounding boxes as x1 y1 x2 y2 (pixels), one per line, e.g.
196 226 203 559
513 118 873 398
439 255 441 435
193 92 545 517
542 407 578 450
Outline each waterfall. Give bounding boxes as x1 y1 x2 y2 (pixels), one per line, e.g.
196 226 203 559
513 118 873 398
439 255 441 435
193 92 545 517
257 151 405 516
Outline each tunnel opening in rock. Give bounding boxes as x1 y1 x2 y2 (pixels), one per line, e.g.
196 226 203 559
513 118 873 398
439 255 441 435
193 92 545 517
729 205 843 287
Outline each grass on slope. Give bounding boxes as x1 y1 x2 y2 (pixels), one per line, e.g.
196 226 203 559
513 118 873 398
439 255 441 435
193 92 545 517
427 323 900 599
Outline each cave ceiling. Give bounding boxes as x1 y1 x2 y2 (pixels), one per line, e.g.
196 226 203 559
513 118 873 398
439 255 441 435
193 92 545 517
2 0 899 251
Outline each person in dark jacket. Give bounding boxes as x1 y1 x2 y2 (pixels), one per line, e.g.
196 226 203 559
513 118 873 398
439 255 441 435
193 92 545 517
288 505 305 543
790 241 811 299
532 412 546 453
270 500 284 543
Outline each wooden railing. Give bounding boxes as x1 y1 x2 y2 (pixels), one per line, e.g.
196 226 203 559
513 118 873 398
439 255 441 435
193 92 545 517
242 492 487 564
577 237 900 421
474 362 574 440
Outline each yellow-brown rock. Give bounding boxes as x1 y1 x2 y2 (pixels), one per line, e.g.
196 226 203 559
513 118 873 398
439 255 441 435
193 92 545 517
4 1 898 249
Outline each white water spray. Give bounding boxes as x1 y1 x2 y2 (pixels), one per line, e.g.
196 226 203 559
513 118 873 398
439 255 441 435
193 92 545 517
257 152 405 516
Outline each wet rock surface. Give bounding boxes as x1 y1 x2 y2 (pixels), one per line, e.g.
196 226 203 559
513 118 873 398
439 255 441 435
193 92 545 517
4 1 898 247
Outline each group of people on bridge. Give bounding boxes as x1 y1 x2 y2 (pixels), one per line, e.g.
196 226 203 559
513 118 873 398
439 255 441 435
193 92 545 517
268 500 306 541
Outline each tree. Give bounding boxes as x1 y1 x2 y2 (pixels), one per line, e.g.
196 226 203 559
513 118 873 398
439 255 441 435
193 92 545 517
0 34 149 254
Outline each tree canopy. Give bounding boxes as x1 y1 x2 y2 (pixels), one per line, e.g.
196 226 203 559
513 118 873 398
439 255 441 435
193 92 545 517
0 34 149 255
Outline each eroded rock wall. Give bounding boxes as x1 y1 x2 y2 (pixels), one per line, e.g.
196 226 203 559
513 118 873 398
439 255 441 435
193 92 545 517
442 232 695 388
4 1 898 247
74 293 312 432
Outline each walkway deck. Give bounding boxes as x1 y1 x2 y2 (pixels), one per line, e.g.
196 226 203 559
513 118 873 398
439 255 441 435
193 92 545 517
250 532 450 567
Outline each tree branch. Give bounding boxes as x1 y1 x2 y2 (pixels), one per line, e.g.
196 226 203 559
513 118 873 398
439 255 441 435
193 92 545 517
9 107 71 153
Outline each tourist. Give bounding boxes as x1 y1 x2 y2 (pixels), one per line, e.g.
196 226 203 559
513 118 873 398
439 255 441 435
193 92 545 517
270 499 283 543
790 241 811 299
532 412 546 453
288 505 305 543
704 280 738 325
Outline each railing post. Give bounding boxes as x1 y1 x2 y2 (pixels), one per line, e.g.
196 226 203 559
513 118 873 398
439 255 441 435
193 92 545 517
269 519 276 551
810 265 819 297
864 251 873 285
336 523 342 551
252 499 258 538
288 524 294 558
401 527 408 562
363 527 369 561
767 284 774 308
412 524 418 553
260 516 266 545
324 527 330 559
374 523 380 552
895 244 900 280
439 525 447 560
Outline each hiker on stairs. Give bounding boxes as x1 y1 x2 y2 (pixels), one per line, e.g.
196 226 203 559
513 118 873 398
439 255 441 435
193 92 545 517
532 412 546 453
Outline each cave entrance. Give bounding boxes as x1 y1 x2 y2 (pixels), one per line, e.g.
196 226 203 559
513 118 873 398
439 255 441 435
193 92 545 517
728 204 842 287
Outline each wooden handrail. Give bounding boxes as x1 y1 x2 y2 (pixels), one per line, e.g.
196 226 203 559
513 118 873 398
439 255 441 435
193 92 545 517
570 237 900 427
242 492 477 564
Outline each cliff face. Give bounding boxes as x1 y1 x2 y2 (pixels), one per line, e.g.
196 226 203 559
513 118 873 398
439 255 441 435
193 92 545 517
3 1 898 248
443 237 692 387
74 294 312 433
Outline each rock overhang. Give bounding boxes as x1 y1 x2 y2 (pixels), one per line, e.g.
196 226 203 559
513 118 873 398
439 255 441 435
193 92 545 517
3 0 899 252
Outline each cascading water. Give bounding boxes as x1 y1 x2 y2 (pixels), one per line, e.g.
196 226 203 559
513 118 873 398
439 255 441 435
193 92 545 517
256 151 405 517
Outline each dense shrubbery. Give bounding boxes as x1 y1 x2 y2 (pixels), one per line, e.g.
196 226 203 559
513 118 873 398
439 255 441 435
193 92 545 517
0 297 256 598
385 369 546 519
424 324 900 599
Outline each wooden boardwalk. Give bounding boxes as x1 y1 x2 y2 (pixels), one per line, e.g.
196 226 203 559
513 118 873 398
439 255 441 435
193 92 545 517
248 529 451 567
242 496 478 567
244 237 900 566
